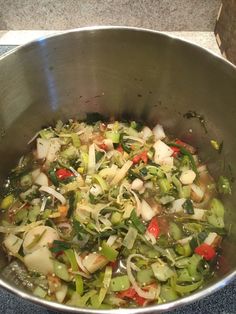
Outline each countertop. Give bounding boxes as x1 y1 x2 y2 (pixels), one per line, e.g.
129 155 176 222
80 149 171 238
0 34 235 314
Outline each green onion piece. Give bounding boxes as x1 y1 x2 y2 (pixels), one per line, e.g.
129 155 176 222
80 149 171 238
137 268 154 285
33 286 47 298
147 165 165 178
207 214 224 228
1 194 14 210
158 178 172 194
65 249 78 271
177 268 196 282
75 274 84 295
103 266 112 288
169 222 183 240
182 186 191 198
100 241 118 262
175 257 191 269
187 254 202 278
210 198 224 217
28 205 40 222
168 143 198 174
50 240 71 253
48 169 59 187
130 209 146 234
53 260 70 281
175 242 192 257
105 131 120 143
120 133 131 153
151 260 175 281
172 277 203 294
15 208 28 223
111 212 122 225
180 155 191 170
217 176 231 195
110 275 130 292
71 133 81 148
93 174 108 191
183 199 194 215
172 175 184 198
68 290 97 307
160 285 178 302
123 226 138 250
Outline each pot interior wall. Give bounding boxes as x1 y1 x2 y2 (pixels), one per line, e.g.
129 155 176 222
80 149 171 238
0 28 235 289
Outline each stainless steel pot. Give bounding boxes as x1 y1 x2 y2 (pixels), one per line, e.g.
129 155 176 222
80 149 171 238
0 26 236 313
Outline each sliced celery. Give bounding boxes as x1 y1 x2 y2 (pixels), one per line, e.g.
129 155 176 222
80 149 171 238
110 275 130 292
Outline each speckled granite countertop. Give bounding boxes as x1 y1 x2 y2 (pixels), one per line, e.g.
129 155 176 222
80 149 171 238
0 39 235 314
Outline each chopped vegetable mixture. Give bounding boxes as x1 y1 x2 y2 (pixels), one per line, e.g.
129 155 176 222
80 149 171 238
0 118 230 308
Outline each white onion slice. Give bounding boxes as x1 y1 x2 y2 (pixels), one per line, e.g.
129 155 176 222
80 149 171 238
39 186 66 205
152 124 166 140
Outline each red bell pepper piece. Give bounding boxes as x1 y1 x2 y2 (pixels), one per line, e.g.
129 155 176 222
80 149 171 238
147 217 160 238
171 146 180 157
117 287 137 299
132 151 148 164
56 169 74 180
108 260 118 271
99 143 108 151
117 288 146 306
117 144 123 153
194 243 216 261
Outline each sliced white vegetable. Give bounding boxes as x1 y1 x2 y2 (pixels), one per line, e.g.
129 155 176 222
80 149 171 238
131 178 144 192
34 172 49 187
4 234 23 254
90 184 103 197
55 284 68 303
190 183 204 203
39 186 66 204
103 139 114 151
152 124 166 140
99 164 118 180
204 232 218 246
83 253 108 273
160 156 174 167
74 252 90 275
179 170 196 185
170 198 186 213
31 169 41 181
0 220 43 234
106 235 118 247
37 138 50 159
23 225 59 254
24 246 54 275
190 208 207 220
153 140 173 164
46 138 61 163
88 143 96 174
142 126 153 140
140 199 156 221
111 160 133 185
177 236 193 245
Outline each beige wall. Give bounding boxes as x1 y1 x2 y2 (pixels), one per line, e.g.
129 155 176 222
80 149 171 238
0 0 221 30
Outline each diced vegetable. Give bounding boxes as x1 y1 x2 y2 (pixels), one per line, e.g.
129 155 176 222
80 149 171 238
4 234 23 254
105 131 120 143
1 194 14 210
147 217 160 238
158 178 172 194
194 243 216 261
110 275 130 292
123 226 138 249
169 222 182 240
33 286 47 298
130 209 146 233
137 269 154 285
83 253 108 273
53 260 70 281
140 199 156 221
101 241 119 261
210 198 224 217
151 260 175 281
24 247 54 275
152 124 166 140
153 140 173 164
